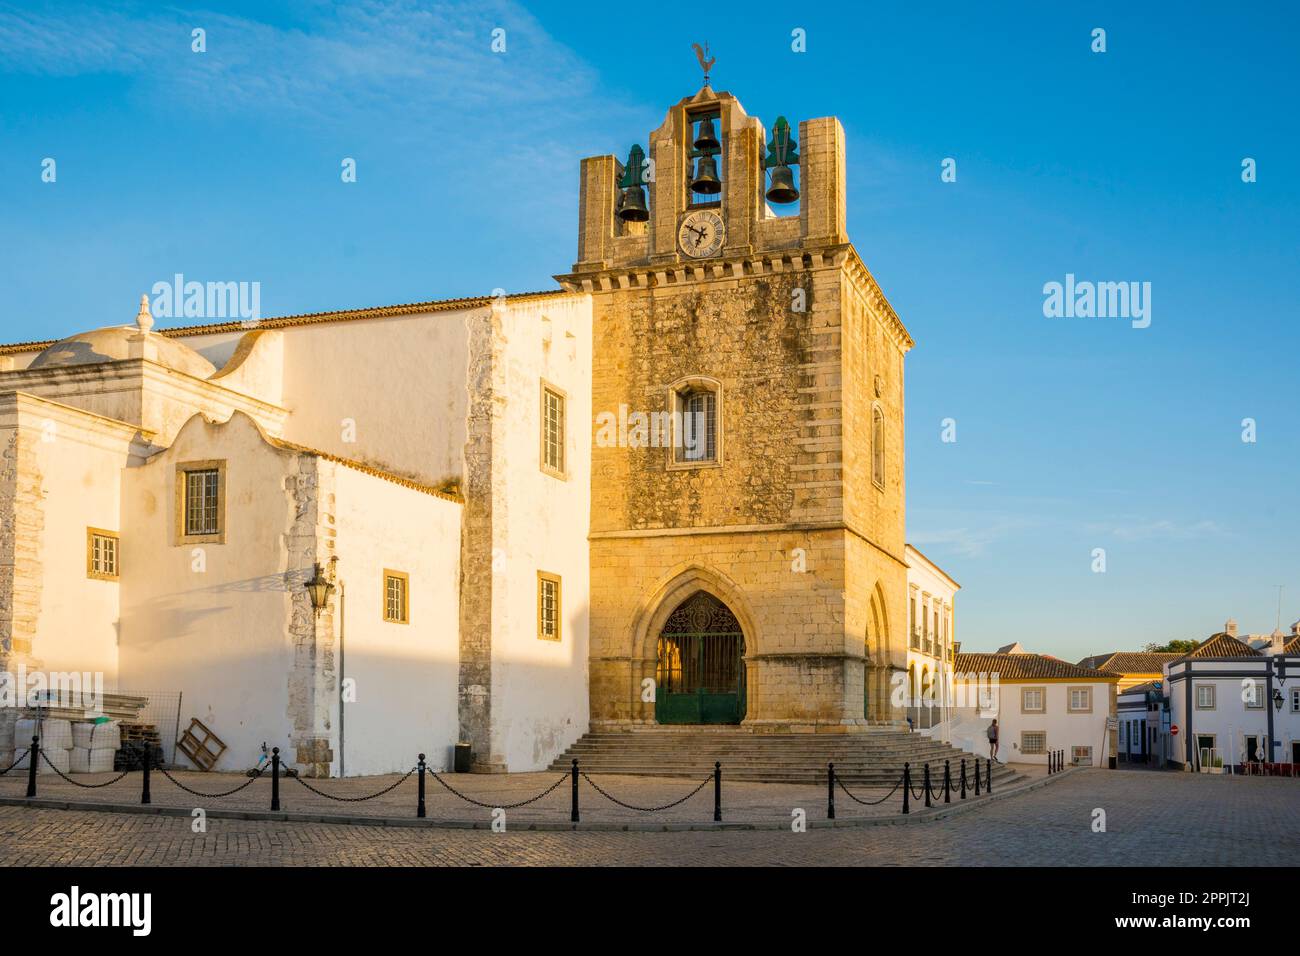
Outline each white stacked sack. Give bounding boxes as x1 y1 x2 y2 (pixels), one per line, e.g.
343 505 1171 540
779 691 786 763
69 747 116 773
70 720 120 773
12 717 74 774
72 720 121 750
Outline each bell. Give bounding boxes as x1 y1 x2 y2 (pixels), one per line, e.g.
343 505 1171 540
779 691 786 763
765 164 799 204
617 185 649 222
690 155 722 194
693 116 721 152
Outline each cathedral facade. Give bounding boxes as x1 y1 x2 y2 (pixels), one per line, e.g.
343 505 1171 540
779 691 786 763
559 84 914 732
0 83 930 776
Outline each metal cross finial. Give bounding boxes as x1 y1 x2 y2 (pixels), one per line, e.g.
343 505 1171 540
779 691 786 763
692 42 716 86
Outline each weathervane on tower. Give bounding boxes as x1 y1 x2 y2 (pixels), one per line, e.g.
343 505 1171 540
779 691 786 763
692 42 715 87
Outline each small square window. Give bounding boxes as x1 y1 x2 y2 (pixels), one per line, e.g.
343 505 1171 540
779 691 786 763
668 380 722 468
1071 746 1093 766
1021 731 1047 755
383 570 409 624
175 461 225 544
1021 687 1045 713
538 572 561 641
1244 679 1264 708
1068 687 1092 713
86 529 119 580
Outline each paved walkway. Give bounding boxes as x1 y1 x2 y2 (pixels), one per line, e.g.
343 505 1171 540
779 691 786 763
0 760 1041 828
0 769 1295 865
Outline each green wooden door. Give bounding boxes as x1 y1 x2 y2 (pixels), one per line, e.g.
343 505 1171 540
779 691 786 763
655 593 745 725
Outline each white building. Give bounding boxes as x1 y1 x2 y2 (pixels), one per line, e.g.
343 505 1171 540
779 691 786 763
0 292 592 775
1165 622 1300 770
904 544 959 731
949 652 1119 767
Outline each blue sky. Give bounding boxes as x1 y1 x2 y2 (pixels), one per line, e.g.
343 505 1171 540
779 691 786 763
2 1 1297 659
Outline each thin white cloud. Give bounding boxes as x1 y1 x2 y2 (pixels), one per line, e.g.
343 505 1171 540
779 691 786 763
0 1 607 124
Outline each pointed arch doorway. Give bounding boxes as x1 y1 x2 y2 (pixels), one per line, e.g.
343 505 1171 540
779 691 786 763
655 591 747 724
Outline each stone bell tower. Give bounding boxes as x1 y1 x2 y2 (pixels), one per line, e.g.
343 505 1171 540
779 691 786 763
558 75 914 732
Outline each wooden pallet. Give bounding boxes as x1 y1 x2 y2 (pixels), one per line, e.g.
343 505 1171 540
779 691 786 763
175 718 226 772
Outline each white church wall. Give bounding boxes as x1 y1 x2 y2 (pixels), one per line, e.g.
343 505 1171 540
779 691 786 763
270 311 472 489
329 464 462 776
119 412 299 770
491 297 592 771
5 393 138 686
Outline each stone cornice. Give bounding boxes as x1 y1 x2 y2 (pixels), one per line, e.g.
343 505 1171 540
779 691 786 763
554 244 848 295
840 245 914 352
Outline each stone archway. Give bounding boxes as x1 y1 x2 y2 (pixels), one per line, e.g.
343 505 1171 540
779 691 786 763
654 591 746 724
865 582 891 723
627 564 761 726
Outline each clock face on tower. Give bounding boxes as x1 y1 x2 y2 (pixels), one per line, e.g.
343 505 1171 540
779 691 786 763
678 209 726 258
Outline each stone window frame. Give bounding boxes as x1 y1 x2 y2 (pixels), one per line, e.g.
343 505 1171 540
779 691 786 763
1021 686 1046 714
1021 730 1047 755
1071 745 1093 766
86 527 119 581
383 569 409 625
174 459 226 546
537 571 562 641
1195 683 1216 710
871 403 886 490
1067 685 1093 714
665 375 723 471
539 379 568 480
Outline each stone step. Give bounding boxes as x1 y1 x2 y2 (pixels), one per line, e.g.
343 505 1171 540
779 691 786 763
548 729 1020 786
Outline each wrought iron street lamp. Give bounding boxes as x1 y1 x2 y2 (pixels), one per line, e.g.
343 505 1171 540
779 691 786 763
305 562 334 616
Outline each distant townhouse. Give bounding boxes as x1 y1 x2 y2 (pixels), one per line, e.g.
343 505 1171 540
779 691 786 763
951 652 1119 767
1166 621 1300 770
1077 651 1182 691
904 545 959 731
1117 680 1171 766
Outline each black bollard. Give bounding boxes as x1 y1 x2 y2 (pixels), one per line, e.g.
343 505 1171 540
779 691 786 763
1048 750 1053 774
902 762 911 814
570 759 579 823
271 747 281 811
141 743 151 805
25 736 38 798
417 753 426 819
943 759 951 804
827 762 835 820
960 758 967 800
923 763 932 808
986 758 993 793
713 761 722 823
974 756 982 795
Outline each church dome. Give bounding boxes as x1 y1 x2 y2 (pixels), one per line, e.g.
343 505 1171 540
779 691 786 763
29 297 216 379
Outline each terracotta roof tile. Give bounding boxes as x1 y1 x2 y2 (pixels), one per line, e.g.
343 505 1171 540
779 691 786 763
267 436 462 503
1075 651 1181 674
1176 633 1261 660
0 289 573 355
954 652 1118 682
